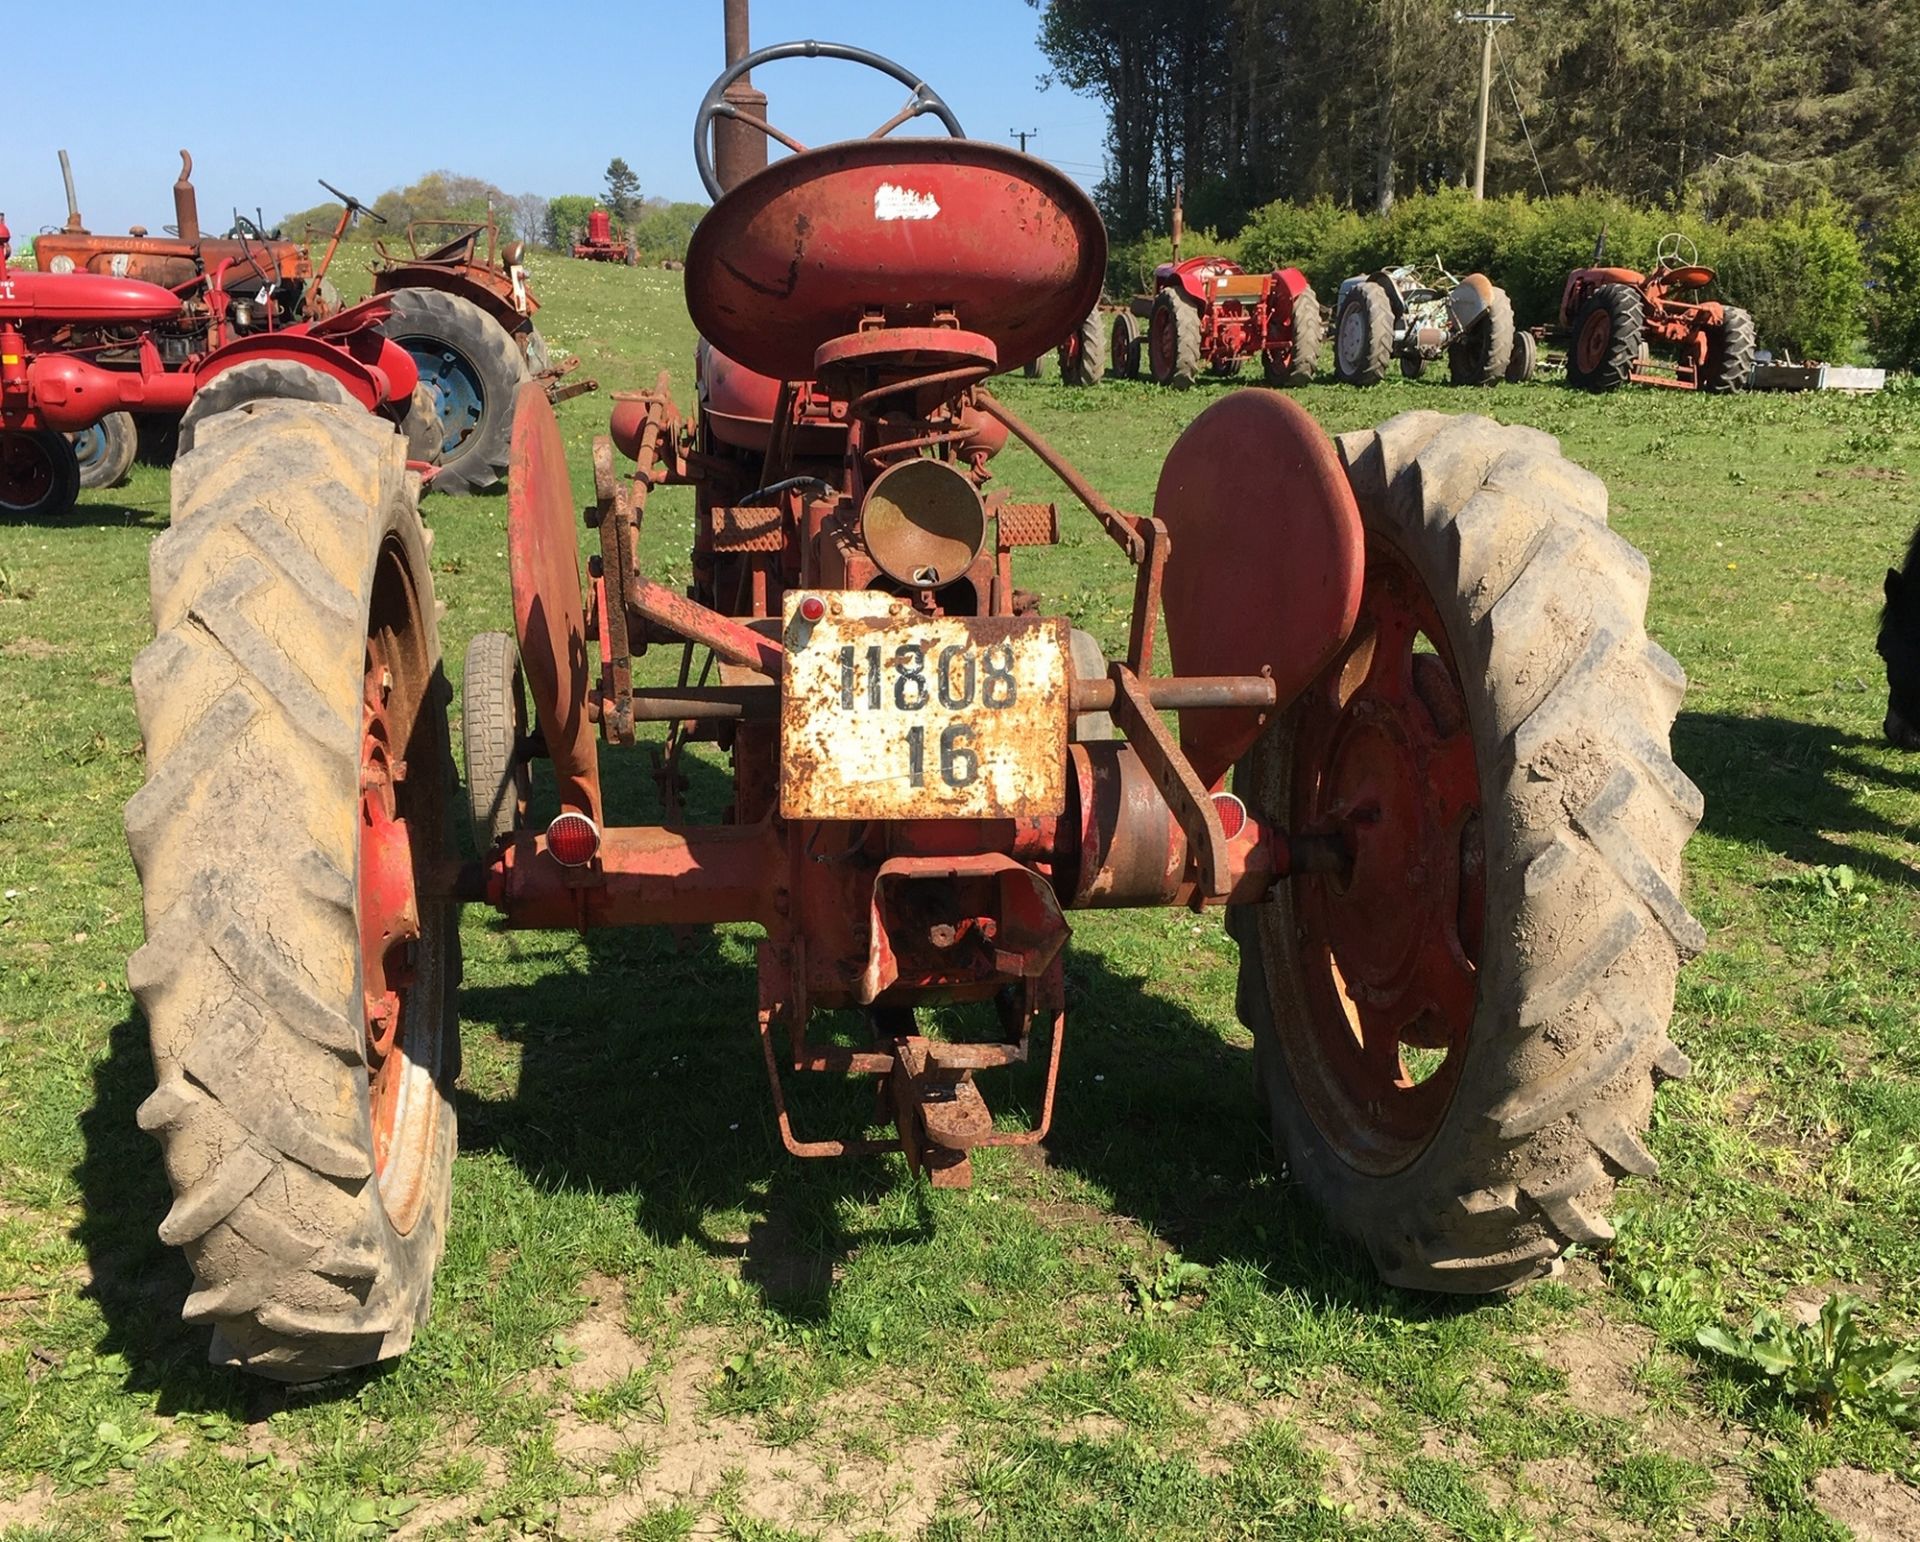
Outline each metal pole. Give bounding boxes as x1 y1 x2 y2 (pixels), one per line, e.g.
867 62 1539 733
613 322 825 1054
1473 23 1493 199
715 0 768 194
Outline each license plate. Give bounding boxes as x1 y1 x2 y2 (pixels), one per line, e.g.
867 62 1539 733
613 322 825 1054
779 592 1070 820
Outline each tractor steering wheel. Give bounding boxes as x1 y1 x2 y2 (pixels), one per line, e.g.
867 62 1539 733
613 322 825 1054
693 39 965 201
319 178 387 225
1654 232 1699 271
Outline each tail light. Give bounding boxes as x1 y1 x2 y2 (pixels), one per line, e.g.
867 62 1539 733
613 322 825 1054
546 810 601 867
1211 791 1248 841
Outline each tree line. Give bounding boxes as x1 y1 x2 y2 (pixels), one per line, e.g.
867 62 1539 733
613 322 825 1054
1031 0 1919 238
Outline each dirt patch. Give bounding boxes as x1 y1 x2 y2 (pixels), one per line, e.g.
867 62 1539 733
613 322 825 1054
1520 1310 1655 1421
1817 466 1908 481
0 1478 55 1532
0 637 62 659
1514 1457 1613 1539
1813 1466 1920 1541
561 1274 649 1393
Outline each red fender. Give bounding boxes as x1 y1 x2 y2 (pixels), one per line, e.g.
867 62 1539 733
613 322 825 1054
1267 266 1311 302
508 382 601 822
1154 391 1364 790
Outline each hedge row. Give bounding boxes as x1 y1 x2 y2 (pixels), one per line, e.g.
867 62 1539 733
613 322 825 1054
1113 189 1884 365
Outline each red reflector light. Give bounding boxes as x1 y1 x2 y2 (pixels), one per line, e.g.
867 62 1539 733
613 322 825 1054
798 595 826 623
546 810 601 867
1212 792 1248 841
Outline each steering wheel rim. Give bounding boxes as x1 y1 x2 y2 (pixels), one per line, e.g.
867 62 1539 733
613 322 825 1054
320 177 387 224
1655 231 1698 270
693 39 965 201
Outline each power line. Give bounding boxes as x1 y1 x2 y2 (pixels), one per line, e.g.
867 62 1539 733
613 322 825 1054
1010 128 1040 152
1492 31 1551 197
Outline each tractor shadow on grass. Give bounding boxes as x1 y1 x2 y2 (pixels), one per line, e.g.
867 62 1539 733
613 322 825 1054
1676 710 1920 884
1 499 166 531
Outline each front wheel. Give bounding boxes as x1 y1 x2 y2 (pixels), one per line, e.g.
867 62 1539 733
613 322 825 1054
71 411 138 490
125 397 459 1378
1058 308 1109 386
1334 283 1394 386
1110 311 1142 379
1 428 82 519
1231 411 1704 1293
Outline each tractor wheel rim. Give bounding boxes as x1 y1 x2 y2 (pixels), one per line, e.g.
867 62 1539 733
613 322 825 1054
1337 307 1367 371
1149 308 1171 377
357 555 443 1234
69 424 106 473
0 435 57 512
1285 539 1485 1173
1575 309 1612 372
396 337 486 458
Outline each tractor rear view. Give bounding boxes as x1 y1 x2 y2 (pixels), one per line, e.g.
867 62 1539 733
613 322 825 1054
571 208 638 265
1118 254 1321 389
124 37 1704 1381
1562 233 1755 393
1332 263 1526 387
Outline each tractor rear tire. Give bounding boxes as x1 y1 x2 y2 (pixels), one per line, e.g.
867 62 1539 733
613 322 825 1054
1704 307 1756 394
382 287 531 496
462 630 531 849
1231 411 1703 1294
524 327 553 377
1448 287 1515 387
1059 309 1109 386
72 411 138 490
1506 331 1540 384
1264 289 1322 387
0 428 82 520
1334 282 1395 386
179 360 362 459
402 383 445 467
125 397 459 1379
1566 284 1642 393
1149 290 1204 389
1110 311 1142 379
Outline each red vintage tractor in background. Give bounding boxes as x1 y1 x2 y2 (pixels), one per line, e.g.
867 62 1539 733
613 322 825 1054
1 217 428 520
571 208 637 265
1561 232 1755 393
123 36 1703 1381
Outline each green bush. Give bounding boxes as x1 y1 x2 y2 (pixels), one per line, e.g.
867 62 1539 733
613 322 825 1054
1869 193 1920 371
1716 197 1865 360
629 202 706 265
1103 226 1240 301
544 194 600 250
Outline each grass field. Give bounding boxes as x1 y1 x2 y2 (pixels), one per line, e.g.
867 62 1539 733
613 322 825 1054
2 249 1919 1540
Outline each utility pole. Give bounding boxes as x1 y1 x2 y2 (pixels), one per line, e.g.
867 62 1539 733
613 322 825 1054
1010 128 1039 153
1455 10 1515 200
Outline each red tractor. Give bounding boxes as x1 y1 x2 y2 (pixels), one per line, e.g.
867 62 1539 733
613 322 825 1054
368 207 592 493
1100 255 1322 389
571 208 637 265
123 38 1703 1380
1 220 426 520
1561 232 1755 393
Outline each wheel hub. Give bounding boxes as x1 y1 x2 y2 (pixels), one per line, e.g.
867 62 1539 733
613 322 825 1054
1576 308 1611 372
399 340 483 457
1287 542 1485 1170
358 638 423 1183
1 434 56 511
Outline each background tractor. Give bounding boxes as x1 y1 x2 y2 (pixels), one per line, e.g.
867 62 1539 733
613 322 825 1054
1561 232 1755 393
1110 253 1320 389
571 208 638 265
124 35 1703 1382
1332 262 1525 387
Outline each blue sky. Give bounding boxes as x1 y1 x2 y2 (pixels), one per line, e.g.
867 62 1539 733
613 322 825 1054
2 1 1108 238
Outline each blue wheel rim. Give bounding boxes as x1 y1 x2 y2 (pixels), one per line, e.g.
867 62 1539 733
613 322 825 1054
396 339 485 459
69 422 107 474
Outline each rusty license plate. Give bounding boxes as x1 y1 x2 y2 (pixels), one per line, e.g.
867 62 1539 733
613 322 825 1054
779 592 1070 820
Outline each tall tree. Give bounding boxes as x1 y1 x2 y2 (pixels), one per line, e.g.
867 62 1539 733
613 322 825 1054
604 158 641 222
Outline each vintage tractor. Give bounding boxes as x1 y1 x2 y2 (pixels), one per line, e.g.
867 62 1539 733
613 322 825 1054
1561 232 1755 393
27 156 441 478
571 208 638 265
123 38 1704 1380
1332 263 1524 387
369 208 593 494
2 231 427 519
1103 255 1321 389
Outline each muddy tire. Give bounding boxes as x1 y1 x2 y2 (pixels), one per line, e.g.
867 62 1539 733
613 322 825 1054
401 383 444 466
1448 286 1515 387
1703 307 1755 394
1264 288 1322 387
0 428 82 520
1335 282 1395 386
1149 289 1203 388
524 327 553 377
381 286 530 495
1110 311 1142 379
1230 411 1703 1294
71 410 138 490
180 360 362 459
125 397 459 1379
1059 308 1109 387
462 630 531 849
1566 284 1641 393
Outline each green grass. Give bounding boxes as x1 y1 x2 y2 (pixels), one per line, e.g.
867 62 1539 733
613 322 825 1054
3 249 1919 1538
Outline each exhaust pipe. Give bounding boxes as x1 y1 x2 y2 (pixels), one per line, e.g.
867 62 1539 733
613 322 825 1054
57 149 86 234
172 150 200 244
714 0 768 194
